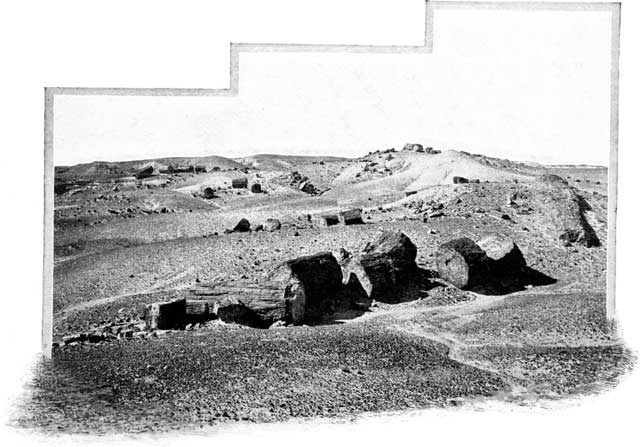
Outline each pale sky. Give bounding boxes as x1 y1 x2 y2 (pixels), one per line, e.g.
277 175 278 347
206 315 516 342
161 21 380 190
53 6 614 167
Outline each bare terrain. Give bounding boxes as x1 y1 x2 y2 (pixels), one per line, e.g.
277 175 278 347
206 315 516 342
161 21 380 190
13 147 633 433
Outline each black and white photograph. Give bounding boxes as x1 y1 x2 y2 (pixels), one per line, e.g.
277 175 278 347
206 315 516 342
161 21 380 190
2 0 640 445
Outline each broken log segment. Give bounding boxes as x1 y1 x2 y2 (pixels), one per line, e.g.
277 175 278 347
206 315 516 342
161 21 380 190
144 298 186 330
436 237 490 289
339 208 364 225
188 280 289 327
232 218 251 233
231 177 248 188
362 230 418 271
477 234 526 275
320 214 340 227
342 231 418 301
269 251 344 322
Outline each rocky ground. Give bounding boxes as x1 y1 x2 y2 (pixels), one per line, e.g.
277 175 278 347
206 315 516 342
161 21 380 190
12 149 634 433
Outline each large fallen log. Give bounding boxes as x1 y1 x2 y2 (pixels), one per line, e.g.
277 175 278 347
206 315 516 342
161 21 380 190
534 174 600 247
342 231 418 301
436 237 490 289
186 252 346 325
144 298 186 330
269 251 344 322
188 280 289 327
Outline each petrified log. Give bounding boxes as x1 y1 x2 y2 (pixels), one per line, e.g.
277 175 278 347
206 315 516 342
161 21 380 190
477 234 526 275
185 300 210 323
202 187 216 199
339 208 364 225
362 230 417 271
342 231 418 301
134 165 154 179
299 181 317 194
232 218 251 232
231 177 248 188
144 298 186 330
269 252 344 322
320 214 340 226
453 176 469 184
436 237 489 289
264 218 281 232
534 174 600 247
189 280 289 327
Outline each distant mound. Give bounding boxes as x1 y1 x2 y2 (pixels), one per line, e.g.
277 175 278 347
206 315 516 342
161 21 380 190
56 155 246 181
236 154 350 171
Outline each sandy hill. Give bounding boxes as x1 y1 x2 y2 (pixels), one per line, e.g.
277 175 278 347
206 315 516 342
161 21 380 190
324 150 538 206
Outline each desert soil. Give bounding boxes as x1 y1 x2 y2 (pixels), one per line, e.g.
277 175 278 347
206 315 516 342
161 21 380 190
12 149 633 433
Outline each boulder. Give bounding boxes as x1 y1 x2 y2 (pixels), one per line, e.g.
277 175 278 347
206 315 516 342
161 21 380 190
232 218 251 232
264 218 282 232
250 183 262 193
144 298 186 330
477 235 526 275
436 238 490 289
